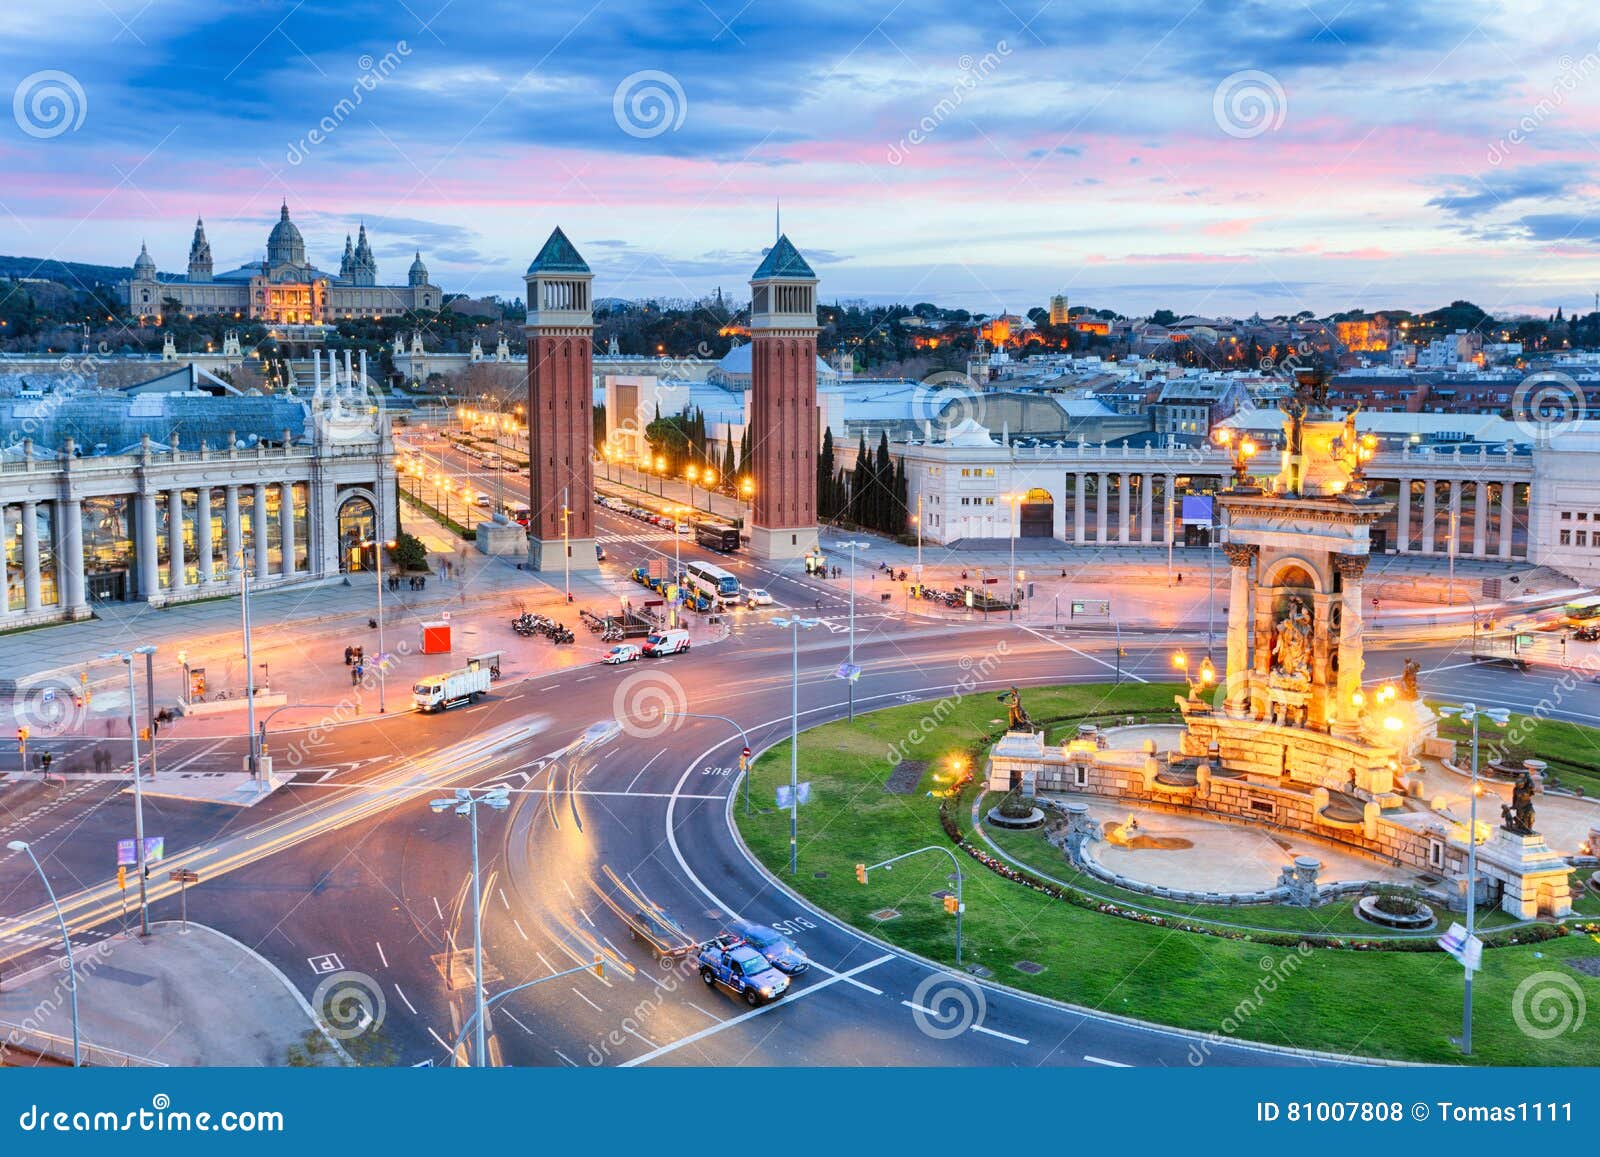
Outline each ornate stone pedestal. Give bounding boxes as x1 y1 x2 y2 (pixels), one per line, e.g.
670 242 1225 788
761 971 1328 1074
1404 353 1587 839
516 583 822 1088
987 729 1046 795
1473 828 1574 918
475 515 526 556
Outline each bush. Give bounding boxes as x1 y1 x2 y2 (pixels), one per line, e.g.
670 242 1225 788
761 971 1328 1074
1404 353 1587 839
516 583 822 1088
388 530 430 573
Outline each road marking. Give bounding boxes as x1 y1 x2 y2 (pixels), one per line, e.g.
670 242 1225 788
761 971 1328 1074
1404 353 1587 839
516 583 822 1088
499 887 510 910
427 1026 454 1053
512 919 529 941
501 1009 535 1035
619 954 894 1067
1019 624 1148 683
971 1023 1029 1045
375 941 388 968
571 987 603 1012
512 789 727 800
1084 1054 1130 1067
684 1001 720 1021
623 1025 659 1049
808 960 883 995
393 984 417 1015
432 896 444 920
624 750 665 793
554 1049 578 1067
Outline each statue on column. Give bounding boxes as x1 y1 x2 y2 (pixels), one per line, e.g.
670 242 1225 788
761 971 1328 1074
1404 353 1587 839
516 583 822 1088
1271 597 1312 684
1501 771 1536 835
1400 657 1420 700
999 686 1033 733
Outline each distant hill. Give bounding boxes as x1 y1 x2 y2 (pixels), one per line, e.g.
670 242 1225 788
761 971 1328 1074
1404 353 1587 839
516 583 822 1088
0 256 137 288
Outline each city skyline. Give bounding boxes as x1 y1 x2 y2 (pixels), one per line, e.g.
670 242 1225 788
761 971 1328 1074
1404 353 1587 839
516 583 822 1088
4 2 1600 316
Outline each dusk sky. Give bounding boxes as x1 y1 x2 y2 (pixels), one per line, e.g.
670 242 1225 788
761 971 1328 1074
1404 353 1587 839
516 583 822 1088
4 0 1599 317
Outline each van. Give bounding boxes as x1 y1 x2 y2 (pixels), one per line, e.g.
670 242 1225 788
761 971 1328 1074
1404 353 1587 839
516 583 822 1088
642 628 691 657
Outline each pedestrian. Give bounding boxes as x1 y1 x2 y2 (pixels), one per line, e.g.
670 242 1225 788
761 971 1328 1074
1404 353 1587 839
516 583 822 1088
344 645 353 665
351 665 362 686
1176 573 1183 584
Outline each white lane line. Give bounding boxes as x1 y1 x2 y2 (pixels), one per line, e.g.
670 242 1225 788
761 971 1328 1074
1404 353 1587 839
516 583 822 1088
375 941 389 968
684 1001 720 1022
512 919 530 941
499 887 510 910
807 960 883 995
512 789 727 799
1084 1054 1130 1067
623 1025 659 1049
577 675 597 683
620 954 894 1068
502 1009 535 1035
972 1023 1029 1045
560 880 576 902
554 1049 578 1067
432 896 444 921
623 749 666 793
393 984 418 1015
427 1026 454 1053
572 986 604 1012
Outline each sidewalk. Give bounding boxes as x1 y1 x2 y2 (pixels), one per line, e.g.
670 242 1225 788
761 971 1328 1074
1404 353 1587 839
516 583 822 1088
0 503 661 750
0 921 331 1066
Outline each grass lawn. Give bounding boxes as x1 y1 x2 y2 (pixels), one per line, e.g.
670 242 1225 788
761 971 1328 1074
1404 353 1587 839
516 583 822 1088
1433 707 1600 798
736 681 1600 1065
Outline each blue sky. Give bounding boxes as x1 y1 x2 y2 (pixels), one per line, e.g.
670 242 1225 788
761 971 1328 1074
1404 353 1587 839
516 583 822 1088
3 0 1599 316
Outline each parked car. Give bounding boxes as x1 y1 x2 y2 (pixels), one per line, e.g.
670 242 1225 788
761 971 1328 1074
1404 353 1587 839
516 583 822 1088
726 919 809 975
602 644 642 665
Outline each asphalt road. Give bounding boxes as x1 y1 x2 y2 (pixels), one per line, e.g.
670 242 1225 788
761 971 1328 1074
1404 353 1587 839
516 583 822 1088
2 503 1589 1067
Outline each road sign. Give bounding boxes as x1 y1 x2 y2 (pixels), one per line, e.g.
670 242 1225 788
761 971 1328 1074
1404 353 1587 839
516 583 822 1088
1438 922 1483 972
834 662 862 682
168 869 200 884
1071 600 1110 617
775 782 812 808
116 837 164 866
981 577 999 585
169 868 201 933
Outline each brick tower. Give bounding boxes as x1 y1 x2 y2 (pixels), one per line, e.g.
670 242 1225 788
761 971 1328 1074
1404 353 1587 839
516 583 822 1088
524 227 597 573
748 235 820 560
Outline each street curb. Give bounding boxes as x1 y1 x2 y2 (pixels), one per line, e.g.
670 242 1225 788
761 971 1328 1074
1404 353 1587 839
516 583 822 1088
165 921 355 1065
721 724 1425 1069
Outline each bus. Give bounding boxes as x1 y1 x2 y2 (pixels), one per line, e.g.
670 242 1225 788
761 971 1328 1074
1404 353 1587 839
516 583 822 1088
695 522 740 552
1562 595 1600 627
685 560 740 606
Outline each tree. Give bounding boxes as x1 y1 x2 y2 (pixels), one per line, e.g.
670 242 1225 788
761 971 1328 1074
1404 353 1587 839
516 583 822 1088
387 530 429 573
1150 309 1178 327
818 427 836 519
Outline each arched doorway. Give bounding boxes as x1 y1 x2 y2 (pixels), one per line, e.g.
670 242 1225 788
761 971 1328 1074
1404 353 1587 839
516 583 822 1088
1019 486 1054 537
337 495 377 572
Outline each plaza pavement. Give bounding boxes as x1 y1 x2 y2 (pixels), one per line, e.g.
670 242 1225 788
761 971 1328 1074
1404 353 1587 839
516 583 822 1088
0 921 330 1066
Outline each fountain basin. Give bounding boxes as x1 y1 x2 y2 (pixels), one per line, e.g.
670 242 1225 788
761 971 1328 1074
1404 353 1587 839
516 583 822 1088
1354 893 1436 930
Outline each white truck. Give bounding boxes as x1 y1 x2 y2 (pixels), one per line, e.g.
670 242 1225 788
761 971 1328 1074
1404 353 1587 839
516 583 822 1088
412 666 491 712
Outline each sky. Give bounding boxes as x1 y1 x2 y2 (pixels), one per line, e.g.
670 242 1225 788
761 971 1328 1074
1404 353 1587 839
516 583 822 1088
3 0 1600 318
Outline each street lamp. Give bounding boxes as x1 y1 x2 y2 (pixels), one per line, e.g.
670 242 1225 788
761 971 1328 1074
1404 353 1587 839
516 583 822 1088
101 649 153 935
913 494 924 582
1000 493 1023 621
428 786 510 1066
1436 701 1509 1057
7 840 77 1065
773 616 820 874
686 464 699 511
827 541 868 720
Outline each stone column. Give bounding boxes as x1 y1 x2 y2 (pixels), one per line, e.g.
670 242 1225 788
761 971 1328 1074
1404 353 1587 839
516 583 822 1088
1498 481 1514 559
1310 591 1333 729
1095 473 1108 545
252 482 270 580
279 481 297 577
167 487 188 590
1140 474 1154 545
20 501 41 612
59 497 85 614
1471 482 1488 557
1447 479 1461 557
0 505 11 618
224 485 242 575
1420 480 1436 554
1223 543 1257 714
1073 472 1086 545
138 491 159 598
195 485 214 583
1396 478 1411 553
1332 554 1368 736
1118 472 1132 543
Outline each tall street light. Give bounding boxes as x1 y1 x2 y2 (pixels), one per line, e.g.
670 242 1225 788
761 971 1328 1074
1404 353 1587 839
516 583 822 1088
828 541 868 720
374 498 391 714
773 616 819 874
1435 700 1509 1057
1000 493 1022 622
102 649 152 935
236 552 262 784
7 840 77 1065
429 786 510 1066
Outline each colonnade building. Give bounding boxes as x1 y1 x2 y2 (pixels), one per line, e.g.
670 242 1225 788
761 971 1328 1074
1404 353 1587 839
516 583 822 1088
900 414 1556 568
0 362 395 628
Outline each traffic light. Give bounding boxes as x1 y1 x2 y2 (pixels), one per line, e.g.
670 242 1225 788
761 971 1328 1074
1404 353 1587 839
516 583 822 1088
855 863 868 885
592 955 605 979
16 727 27 745
943 894 960 916
739 747 751 773
117 866 127 891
